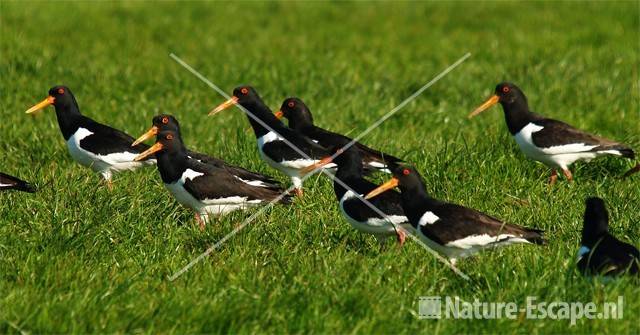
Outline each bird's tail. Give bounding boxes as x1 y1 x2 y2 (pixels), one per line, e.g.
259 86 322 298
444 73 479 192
279 192 294 204
623 164 640 178
523 228 546 245
600 145 635 159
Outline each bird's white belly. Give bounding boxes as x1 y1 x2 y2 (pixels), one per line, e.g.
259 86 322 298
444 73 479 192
66 128 153 179
339 190 409 235
513 123 599 169
256 132 335 178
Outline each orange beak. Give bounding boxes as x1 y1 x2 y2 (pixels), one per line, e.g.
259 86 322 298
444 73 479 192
274 110 284 119
209 96 239 116
300 156 333 175
468 94 499 118
132 126 159 147
26 96 55 114
134 142 164 161
364 177 399 200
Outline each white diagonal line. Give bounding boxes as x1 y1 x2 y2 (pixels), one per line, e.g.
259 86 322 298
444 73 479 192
168 53 471 281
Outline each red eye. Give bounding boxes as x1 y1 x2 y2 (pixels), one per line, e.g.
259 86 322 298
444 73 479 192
162 117 169 124
502 86 510 93
166 134 173 140
402 169 410 176
57 88 65 94
241 88 249 95
287 101 295 108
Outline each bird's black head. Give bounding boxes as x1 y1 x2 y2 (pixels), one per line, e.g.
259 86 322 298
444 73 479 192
278 97 314 129
390 164 426 192
364 163 428 201
131 114 182 147
468 82 529 119
209 85 269 117
47 85 79 112
26 85 79 115
493 82 527 106
582 197 610 245
152 114 181 132
232 86 262 106
134 129 186 162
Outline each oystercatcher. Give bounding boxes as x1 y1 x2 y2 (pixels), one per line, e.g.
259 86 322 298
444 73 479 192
209 86 336 196
0 172 36 193
364 164 545 265
300 140 410 246
277 97 403 172
134 129 291 229
25 86 155 189
132 114 282 190
577 197 639 277
469 82 635 184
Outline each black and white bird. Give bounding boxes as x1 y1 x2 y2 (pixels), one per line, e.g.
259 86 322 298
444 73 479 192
26 86 155 189
276 97 402 173
132 114 282 190
0 172 36 193
365 164 545 265
469 82 635 184
577 197 639 277
300 140 411 246
134 129 291 230
209 86 336 196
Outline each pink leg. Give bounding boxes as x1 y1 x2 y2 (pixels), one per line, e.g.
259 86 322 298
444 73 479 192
195 213 206 231
396 229 406 247
549 169 558 186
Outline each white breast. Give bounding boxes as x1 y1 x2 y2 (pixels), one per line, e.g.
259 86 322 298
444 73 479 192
256 131 336 176
338 190 409 235
445 233 528 249
418 211 440 226
66 128 154 179
166 168 262 217
513 123 600 169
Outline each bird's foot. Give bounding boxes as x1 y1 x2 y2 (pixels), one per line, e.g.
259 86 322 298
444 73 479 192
106 179 114 191
294 188 303 197
195 213 206 231
562 169 573 182
548 169 558 186
396 229 406 247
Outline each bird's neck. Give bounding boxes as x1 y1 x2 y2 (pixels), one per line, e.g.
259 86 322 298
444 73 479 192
156 150 189 184
501 100 535 135
53 103 84 140
288 114 314 132
242 101 285 138
581 224 608 248
399 183 438 223
333 164 363 198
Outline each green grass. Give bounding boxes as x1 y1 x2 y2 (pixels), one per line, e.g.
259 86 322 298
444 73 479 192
1 1 639 333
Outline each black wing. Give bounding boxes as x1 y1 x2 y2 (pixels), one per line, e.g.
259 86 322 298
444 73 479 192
0 172 36 192
183 160 290 204
532 118 634 157
417 202 544 245
262 130 332 162
79 117 152 156
338 179 405 222
308 126 403 164
186 150 282 189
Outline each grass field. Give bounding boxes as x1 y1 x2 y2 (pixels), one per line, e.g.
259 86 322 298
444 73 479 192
1 1 639 333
